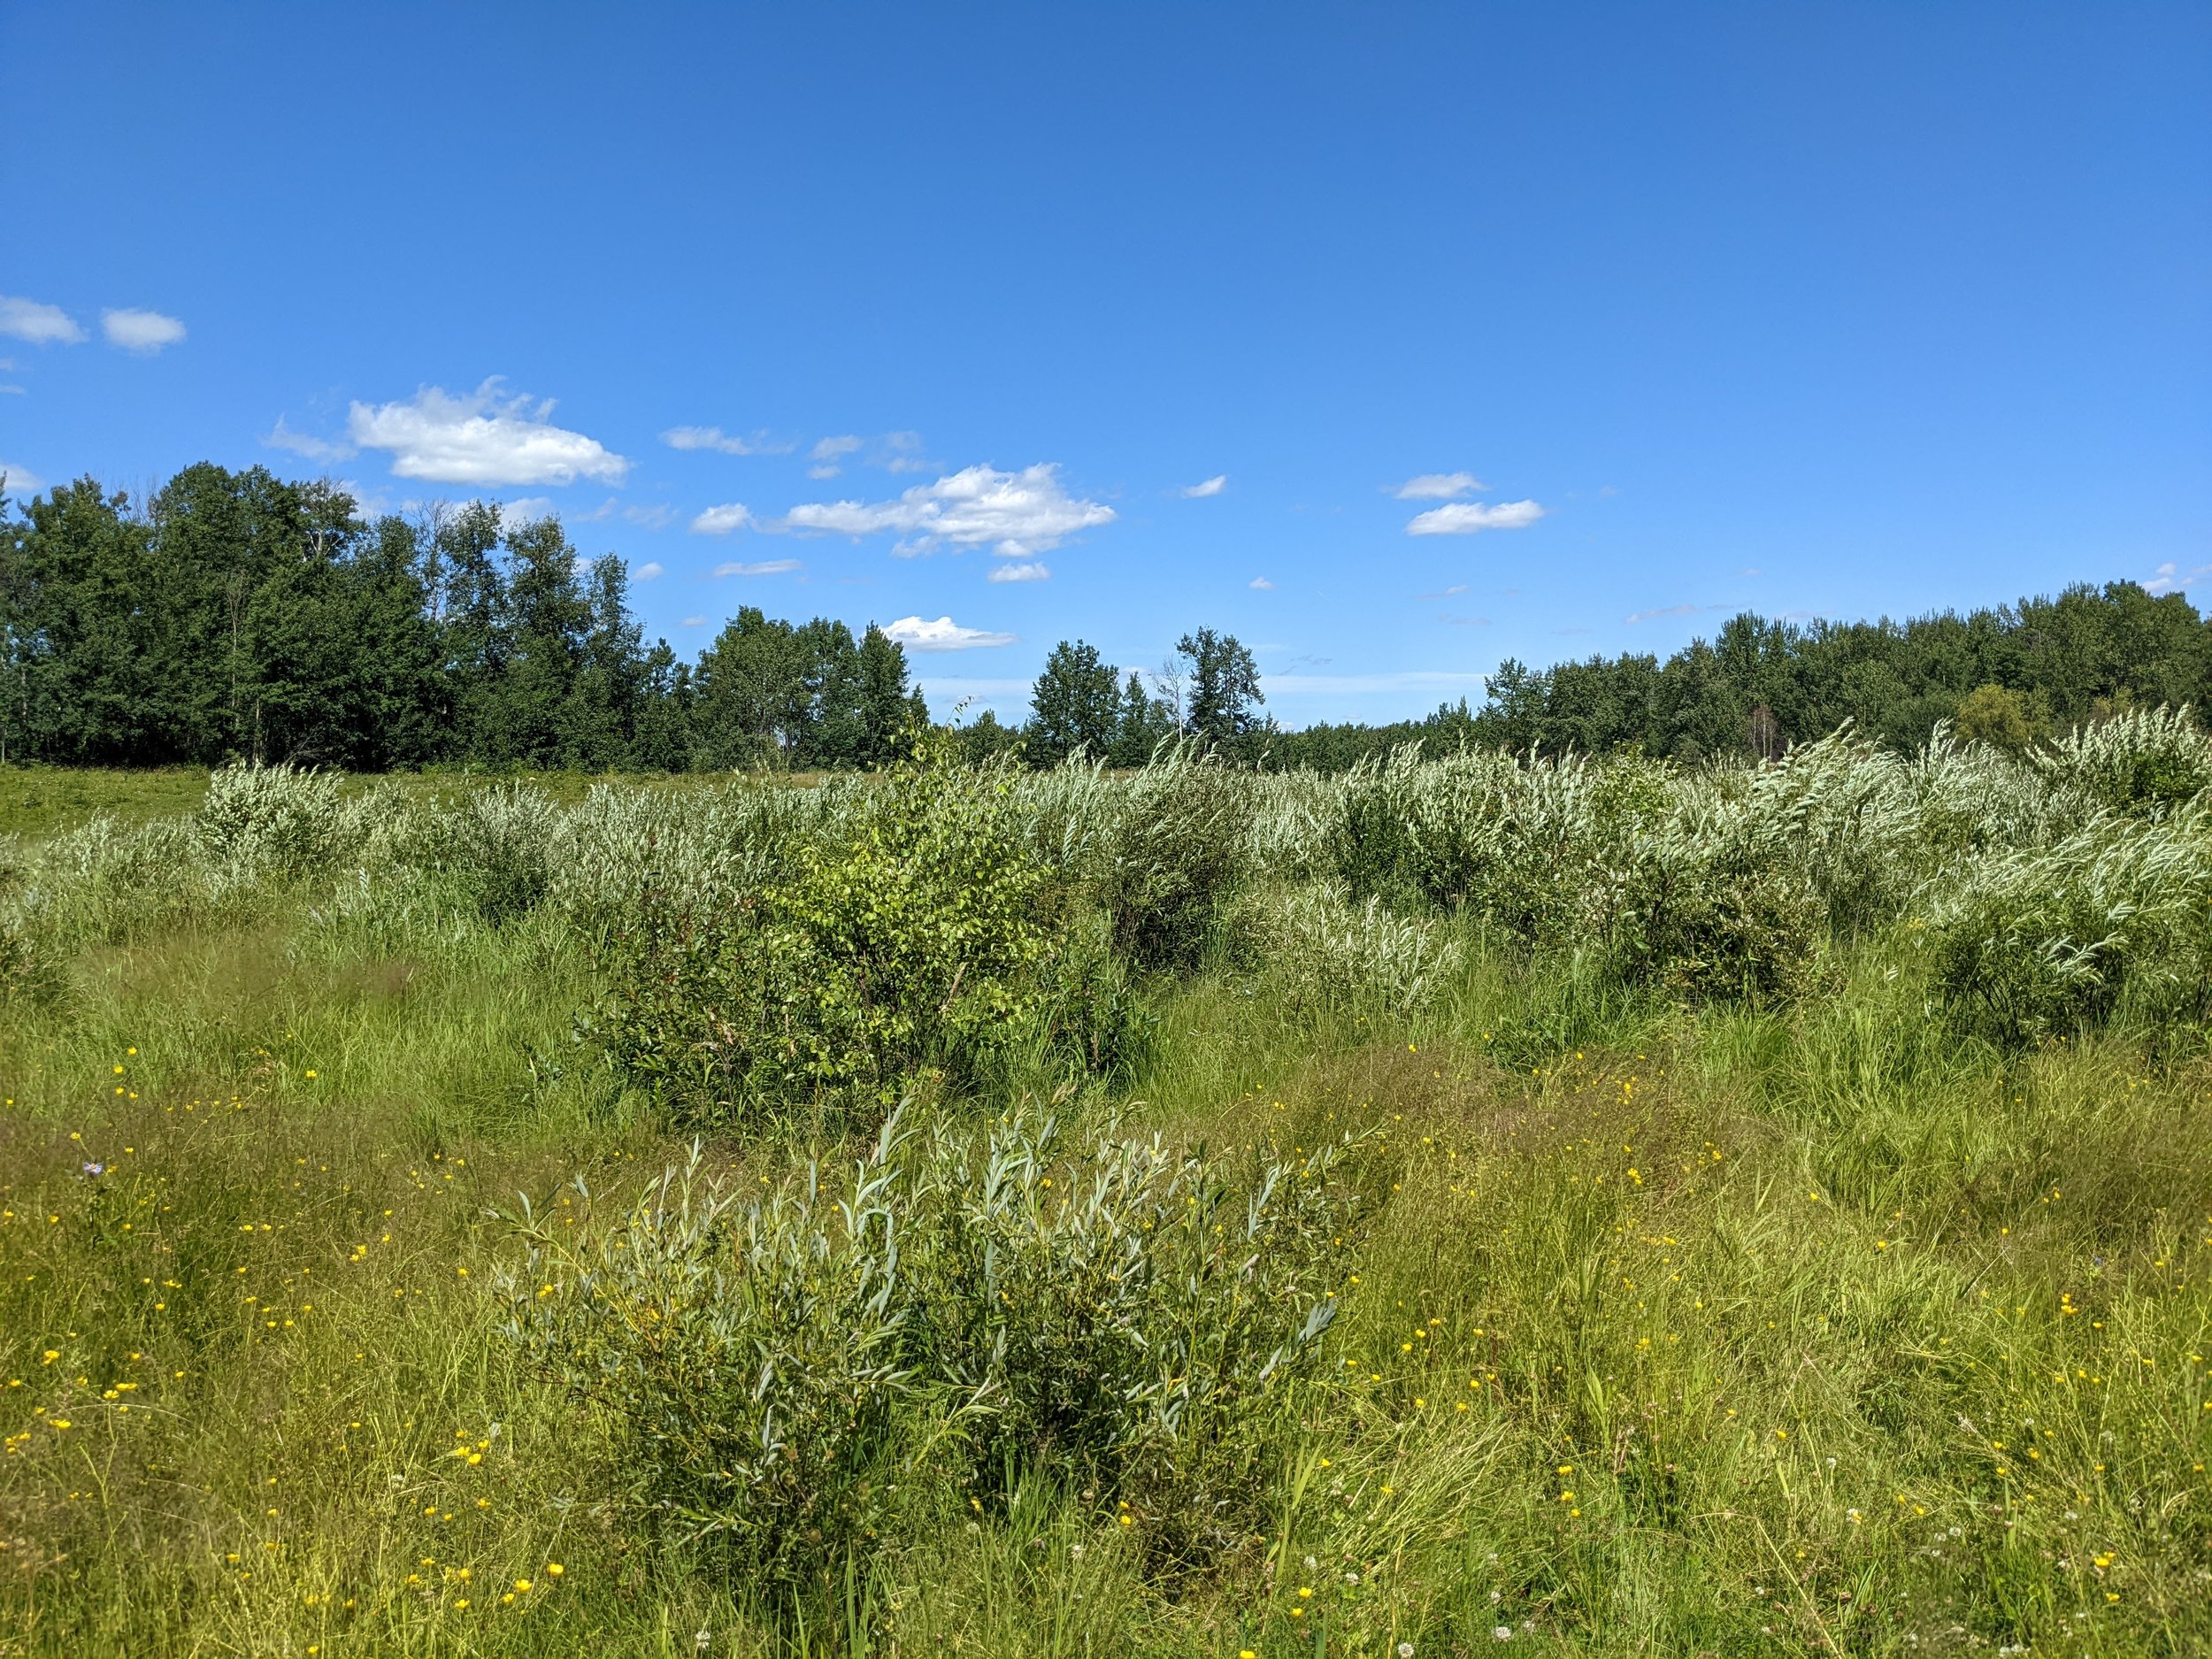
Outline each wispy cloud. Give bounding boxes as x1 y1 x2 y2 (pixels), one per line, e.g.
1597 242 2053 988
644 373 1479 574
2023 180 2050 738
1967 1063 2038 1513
680 616 709 627
784 463 1113 558
2143 561 2212 595
264 415 357 464
1249 576 1275 590
1263 670 1491 695
661 425 795 456
1180 474 1227 498
0 295 84 345
1624 602 1727 624
715 558 802 577
499 497 557 531
0 462 47 496
623 503 678 530
349 379 628 487
1405 499 1544 536
807 434 862 479
102 308 186 353
885 615 1018 651
1416 583 1470 600
690 503 754 534
1394 472 1483 500
987 561 1051 583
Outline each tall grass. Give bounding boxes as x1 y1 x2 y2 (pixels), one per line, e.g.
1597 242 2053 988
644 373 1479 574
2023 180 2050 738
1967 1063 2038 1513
3 732 2210 1655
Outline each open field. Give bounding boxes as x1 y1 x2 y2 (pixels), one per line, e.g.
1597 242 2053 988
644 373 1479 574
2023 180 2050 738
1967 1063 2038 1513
4 728 2210 1657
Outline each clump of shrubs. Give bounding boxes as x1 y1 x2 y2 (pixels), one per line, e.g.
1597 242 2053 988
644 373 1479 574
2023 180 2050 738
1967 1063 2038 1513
505 1102 1358 1588
591 744 1049 1124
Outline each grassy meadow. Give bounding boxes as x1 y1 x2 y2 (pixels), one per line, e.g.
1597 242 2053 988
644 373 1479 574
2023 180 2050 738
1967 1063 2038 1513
2 729 2209 1657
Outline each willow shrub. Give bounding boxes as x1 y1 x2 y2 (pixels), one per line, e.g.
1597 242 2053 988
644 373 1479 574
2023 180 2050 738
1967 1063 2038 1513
505 1104 1357 1591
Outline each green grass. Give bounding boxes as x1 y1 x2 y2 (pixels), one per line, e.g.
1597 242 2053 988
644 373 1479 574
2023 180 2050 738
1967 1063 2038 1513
2 775 2209 1657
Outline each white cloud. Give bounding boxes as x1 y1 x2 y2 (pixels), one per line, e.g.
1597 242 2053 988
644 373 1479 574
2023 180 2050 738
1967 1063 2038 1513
661 425 794 456
691 503 754 535
1624 602 1726 624
1181 474 1227 498
812 434 862 461
1249 576 1275 590
499 497 558 530
680 616 709 627
633 561 664 580
624 503 677 529
1263 670 1491 695
1405 499 1545 535
1394 472 1485 500
878 431 928 473
715 558 802 577
1416 584 1471 600
263 415 357 463
784 463 1113 558
0 385 23 396
988 561 1051 583
348 379 629 487
1 462 47 496
885 615 1017 651
102 308 187 353
0 296 84 345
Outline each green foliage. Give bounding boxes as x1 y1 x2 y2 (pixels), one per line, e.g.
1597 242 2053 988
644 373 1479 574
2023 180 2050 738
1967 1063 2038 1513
507 1103 1355 1588
1926 811 2212 1045
1954 681 2039 750
594 749 1047 1122
507 1128 929 1591
1069 744 1252 969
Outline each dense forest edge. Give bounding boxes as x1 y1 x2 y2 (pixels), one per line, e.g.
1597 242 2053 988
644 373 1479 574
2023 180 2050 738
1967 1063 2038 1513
4 464 2204 773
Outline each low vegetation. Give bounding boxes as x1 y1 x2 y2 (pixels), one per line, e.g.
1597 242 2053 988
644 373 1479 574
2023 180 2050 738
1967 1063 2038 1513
4 717 2210 1655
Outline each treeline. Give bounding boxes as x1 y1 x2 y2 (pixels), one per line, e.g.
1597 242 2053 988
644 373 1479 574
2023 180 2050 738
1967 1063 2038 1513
7 465 2206 773
0 468 923 771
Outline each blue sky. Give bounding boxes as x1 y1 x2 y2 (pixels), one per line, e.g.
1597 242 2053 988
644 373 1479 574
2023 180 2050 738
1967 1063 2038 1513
3 3 2207 724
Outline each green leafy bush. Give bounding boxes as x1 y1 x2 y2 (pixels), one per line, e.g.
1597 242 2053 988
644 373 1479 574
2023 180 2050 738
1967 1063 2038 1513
508 1105 1356 1587
1926 811 2212 1044
196 761 349 871
594 750 1047 1122
507 1123 930 1589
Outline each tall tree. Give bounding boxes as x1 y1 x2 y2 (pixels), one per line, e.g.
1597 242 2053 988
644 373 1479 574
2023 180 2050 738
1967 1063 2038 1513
1176 627 1265 747
1025 639 1120 764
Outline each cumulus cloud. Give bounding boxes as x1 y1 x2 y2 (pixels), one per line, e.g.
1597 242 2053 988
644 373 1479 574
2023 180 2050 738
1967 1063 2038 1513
0 296 84 345
1180 474 1227 498
1 462 47 496
348 379 628 487
1404 499 1544 535
885 615 1018 651
783 464 1113 558
691 503 754 534
988 561 1051 583
102 308 187 353
661 425 794 456
715 558 802 577
263 415 357 464
1249 576 1275 590
633 561 664 580
1394 472 1484 500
